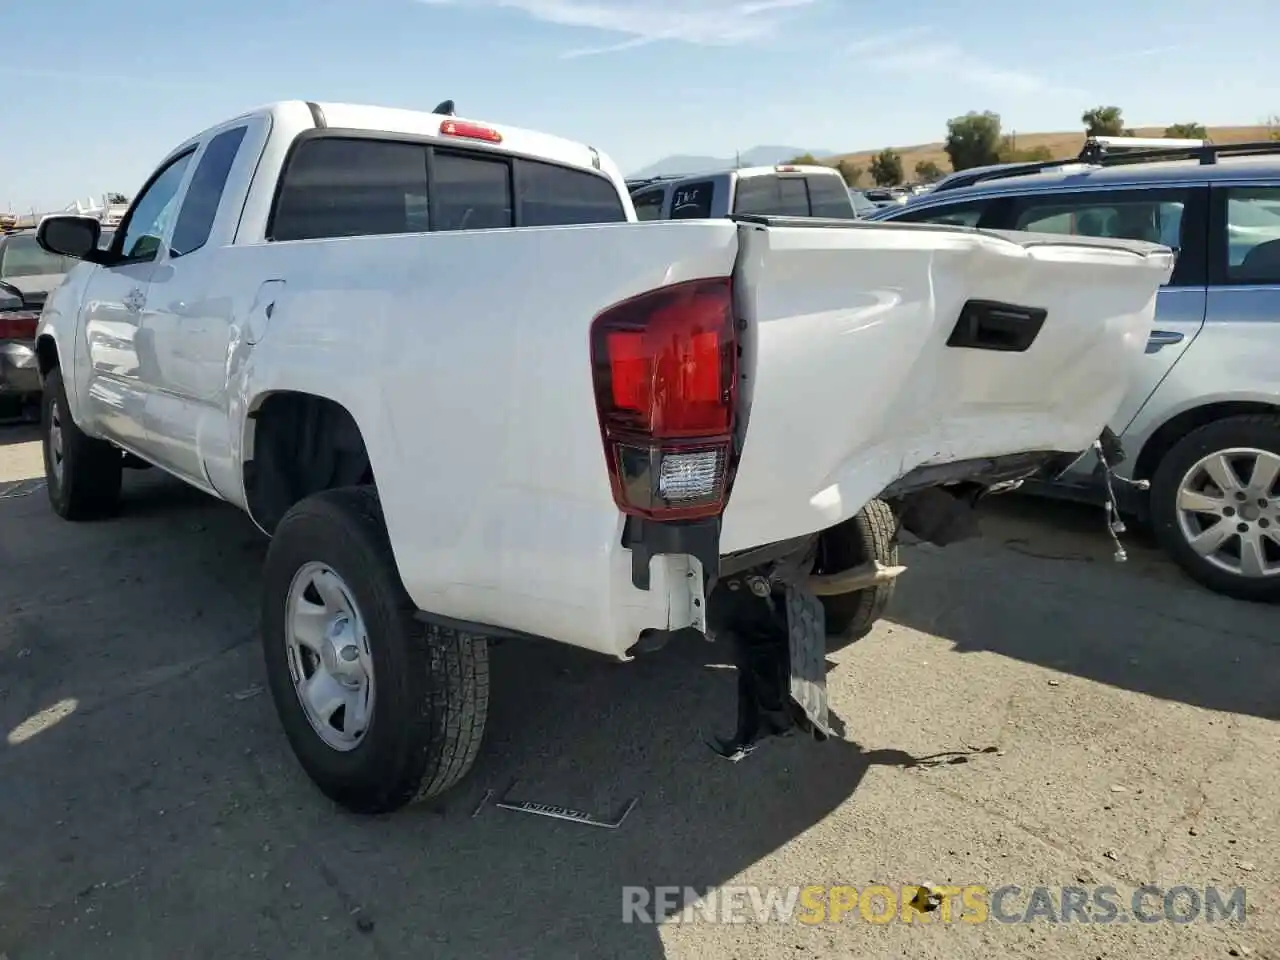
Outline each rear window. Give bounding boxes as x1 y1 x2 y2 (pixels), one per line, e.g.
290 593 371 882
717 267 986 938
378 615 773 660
0 234 73 278
270 135 626 241
632 190 665 221
272 138 429 241
433 150 513 232
806 174 855 218
519 159 626 226
733 175 810 217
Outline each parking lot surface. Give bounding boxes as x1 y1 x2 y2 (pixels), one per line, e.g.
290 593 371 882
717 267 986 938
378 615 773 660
2 423 1277 960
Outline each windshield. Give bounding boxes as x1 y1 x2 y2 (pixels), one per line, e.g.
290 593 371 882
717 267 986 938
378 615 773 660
0 233 73 279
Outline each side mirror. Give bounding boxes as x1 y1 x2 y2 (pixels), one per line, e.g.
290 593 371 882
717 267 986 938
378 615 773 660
0 280 23 312
37 215 104 262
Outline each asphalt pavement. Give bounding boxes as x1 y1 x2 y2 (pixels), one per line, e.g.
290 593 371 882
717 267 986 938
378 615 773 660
1 422 1277 960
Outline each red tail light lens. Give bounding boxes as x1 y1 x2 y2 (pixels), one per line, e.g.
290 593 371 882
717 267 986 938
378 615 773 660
0 312 38 340
590 278 739 520
438 119 503 144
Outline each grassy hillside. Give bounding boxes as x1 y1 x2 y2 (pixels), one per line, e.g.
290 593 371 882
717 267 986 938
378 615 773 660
828 125 1277 182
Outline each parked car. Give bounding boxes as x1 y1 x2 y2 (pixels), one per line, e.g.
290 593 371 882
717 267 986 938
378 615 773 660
848 188 879 217
870 137 1280 601
863 187 909 208
627 164 857 220
0 229 75 414
34 99 1171 814
0 227 115 416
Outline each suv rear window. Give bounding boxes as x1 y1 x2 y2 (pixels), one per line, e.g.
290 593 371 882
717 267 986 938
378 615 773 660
270 136 626 241
0 233 74 278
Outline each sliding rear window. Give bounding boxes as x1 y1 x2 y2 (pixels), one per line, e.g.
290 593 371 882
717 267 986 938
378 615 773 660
732 172 855 218
269 135 626 241
733 175 810 217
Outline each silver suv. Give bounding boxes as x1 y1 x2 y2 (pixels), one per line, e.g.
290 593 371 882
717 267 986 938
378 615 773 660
872 139 1280 602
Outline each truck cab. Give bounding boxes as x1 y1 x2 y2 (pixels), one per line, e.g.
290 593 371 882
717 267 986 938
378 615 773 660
627 164 857 221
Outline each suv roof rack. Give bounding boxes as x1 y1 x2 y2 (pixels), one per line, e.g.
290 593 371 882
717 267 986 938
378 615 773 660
930 136 1280 194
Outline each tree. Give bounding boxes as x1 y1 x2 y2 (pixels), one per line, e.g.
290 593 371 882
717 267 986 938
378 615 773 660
836 159 863 186
944 111 1003 171
786 153 818 165
1164 122 1207 139
998 137 1053 163
1082 106 1129 137
106 192 130 204
869 149 904 186
914 160 943 183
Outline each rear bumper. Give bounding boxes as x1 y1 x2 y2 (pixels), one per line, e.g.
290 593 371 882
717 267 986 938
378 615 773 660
0 341 40 395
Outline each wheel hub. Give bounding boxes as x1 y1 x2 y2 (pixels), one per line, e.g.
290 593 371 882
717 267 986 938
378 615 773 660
284 563 375 752
1175 447 1280 579
48 399 65 483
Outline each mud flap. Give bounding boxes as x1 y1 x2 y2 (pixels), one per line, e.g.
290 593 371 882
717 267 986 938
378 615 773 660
708 579 834 761
785 584 832 739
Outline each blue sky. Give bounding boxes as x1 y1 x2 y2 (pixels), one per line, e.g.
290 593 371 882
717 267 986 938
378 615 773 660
2 0 1277 210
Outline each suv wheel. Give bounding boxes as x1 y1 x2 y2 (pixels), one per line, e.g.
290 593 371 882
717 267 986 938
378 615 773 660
1149 415 1280 602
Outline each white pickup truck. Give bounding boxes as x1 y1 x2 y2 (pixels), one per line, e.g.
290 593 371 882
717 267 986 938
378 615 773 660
33 100 1174 815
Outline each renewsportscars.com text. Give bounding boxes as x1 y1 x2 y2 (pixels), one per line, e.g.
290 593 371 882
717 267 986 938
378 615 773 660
621 884 1248 925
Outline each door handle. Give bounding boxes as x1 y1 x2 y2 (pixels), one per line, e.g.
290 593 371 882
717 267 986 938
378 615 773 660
1145 330 1184 354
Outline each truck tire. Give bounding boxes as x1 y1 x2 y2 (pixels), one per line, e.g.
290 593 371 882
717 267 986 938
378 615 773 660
1149 415 1280 603
261 486 489 814
817 498 899 650
41 366 123 521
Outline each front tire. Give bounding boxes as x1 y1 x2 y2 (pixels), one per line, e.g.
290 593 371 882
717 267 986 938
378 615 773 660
261 486 489 814
817 499 900 650
41 366 122 521
1149 415 1280 602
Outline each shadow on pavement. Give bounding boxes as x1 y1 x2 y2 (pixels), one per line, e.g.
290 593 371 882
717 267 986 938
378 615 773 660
1 473 960 960
0 420 40 449
885 494 1280 722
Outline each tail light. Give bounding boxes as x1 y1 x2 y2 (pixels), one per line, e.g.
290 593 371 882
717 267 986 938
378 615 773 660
589 277 739 521
438 119 503 144
0 312 38 340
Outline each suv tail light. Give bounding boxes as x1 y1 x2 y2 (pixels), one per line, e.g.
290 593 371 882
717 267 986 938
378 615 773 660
0 312 38 340
589 277 739 520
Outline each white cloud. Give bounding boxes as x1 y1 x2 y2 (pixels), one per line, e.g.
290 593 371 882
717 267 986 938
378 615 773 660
417 0 819 57
861 36 1083 98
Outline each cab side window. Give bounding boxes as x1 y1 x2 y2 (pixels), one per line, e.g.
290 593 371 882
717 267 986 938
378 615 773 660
170 125 248 258
117 150 196 261
670 181 714 219
891 200 989 227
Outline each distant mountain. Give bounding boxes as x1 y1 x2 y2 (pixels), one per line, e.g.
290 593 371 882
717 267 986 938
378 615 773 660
628 145 835 180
